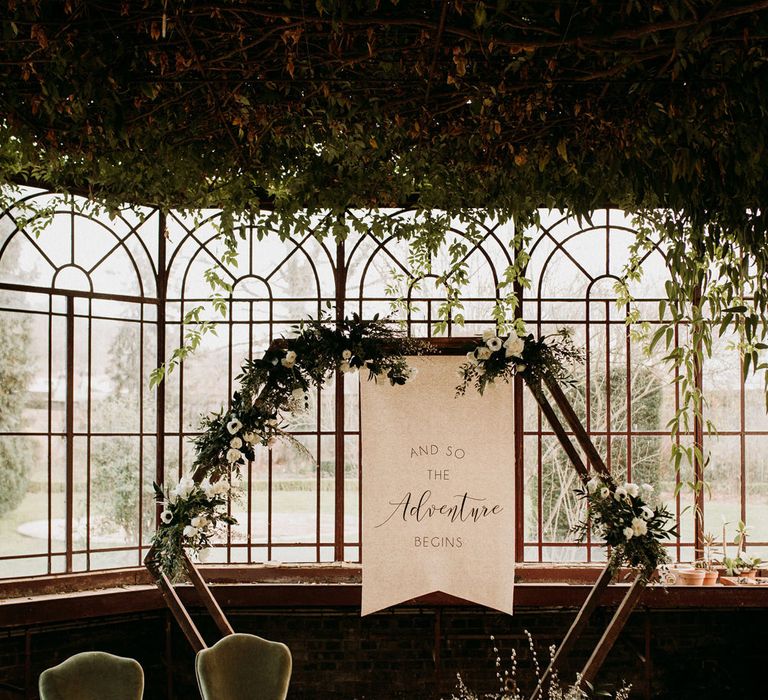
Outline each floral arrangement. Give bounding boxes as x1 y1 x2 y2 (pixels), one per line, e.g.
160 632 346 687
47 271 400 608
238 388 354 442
574 476 677 581
456 325 583 396
450 633 631 700
149 314 428 575
150 475 236 580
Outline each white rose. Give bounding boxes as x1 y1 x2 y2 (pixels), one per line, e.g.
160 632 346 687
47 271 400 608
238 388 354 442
160 510 173 524
486 336 503 352
586 477 599 494
200 477 214 498
191 515 210 529
266 418 279 427
504 334 525 357
212 479 230 496
243 431 258 444
482 328 497 342
183 525 199 538
640 505 654 520
226 447 242 463
281 350 297 368
614 486 627 502
623 527 634 540
174 474 195 500
624 482 640 498
476 346 491 361
230 436 242 449
226 417 243 435
599 487 610 499
291 388 305 402
342 349 352 360
631 517 648 537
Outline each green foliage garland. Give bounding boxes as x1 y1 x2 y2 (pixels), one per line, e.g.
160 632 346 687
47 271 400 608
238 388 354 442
458 328 675 580
149 314 430 574
456 327 584 396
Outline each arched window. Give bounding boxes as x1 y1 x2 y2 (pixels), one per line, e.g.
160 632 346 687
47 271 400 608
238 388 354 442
0 192 158 576
1 192 764 580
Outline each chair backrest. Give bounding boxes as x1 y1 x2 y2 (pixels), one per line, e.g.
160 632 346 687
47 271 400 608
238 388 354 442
196 633 292 700
39 651 144 700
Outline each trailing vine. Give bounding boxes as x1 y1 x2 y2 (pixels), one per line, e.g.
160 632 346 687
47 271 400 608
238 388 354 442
615 210 768 504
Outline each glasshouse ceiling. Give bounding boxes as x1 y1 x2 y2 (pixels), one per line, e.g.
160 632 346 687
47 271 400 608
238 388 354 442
2 0 768 248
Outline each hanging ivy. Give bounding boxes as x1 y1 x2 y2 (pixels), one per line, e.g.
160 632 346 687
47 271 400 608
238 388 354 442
3 0 768 490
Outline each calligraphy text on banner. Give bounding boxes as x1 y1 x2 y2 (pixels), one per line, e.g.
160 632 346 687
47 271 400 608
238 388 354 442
360 355 515 616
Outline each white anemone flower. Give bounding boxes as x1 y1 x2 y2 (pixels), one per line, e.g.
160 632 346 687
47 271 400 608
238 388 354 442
614 486 628 501
599 487 610 499
486 336 503 352
640 505 654 520
160 510 173 524
226 417 243 435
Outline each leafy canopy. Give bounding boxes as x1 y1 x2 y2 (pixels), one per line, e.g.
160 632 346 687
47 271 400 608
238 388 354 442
1 0 768 260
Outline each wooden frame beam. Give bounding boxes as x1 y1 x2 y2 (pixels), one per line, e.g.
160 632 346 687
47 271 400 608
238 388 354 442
526 373 646 698
145 339 650 694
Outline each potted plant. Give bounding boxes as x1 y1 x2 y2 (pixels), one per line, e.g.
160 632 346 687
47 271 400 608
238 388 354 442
694 533 719 585
720 520 762 579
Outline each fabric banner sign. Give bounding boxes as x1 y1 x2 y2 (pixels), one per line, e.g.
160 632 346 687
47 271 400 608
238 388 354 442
360 355 515 616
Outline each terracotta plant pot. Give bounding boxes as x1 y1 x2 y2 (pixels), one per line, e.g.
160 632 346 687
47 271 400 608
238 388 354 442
702 570 718 585
678 569 706 585
741 569 757 579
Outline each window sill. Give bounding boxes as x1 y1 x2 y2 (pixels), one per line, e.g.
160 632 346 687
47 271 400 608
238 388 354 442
2 564 767 629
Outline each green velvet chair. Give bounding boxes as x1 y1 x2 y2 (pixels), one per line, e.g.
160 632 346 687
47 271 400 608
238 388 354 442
39 651 144 700
195 633 292 700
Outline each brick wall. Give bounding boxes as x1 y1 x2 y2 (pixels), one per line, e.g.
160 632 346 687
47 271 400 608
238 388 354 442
1 606 765 699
